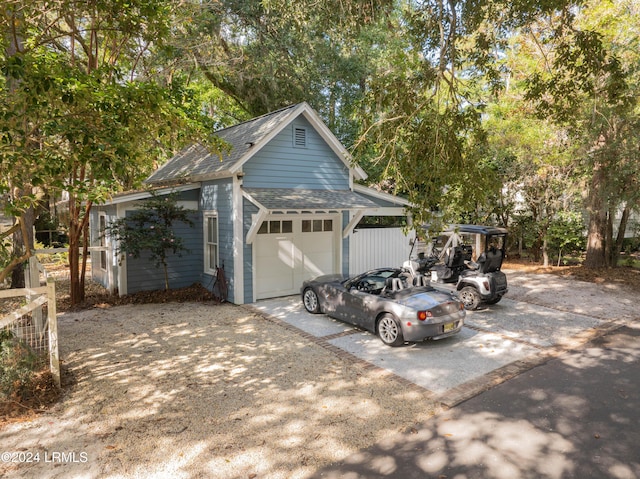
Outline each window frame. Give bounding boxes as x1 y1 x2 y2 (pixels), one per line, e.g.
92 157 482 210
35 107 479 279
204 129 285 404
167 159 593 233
98 213 107 271
204 211 219 275
302 218 333 233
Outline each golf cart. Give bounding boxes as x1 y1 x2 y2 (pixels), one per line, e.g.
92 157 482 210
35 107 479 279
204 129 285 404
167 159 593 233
406 225 509 310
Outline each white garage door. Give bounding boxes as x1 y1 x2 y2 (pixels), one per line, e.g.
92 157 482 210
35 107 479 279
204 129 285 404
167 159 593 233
255 216 338 299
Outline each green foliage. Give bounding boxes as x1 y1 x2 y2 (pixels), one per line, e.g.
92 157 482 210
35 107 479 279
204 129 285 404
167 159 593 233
169 0 394 128
547 211 586 255
511 213 542 252
0 329 38 400
0 0 228 302
2 0 639 281
518 0 640 267
108 193 195 290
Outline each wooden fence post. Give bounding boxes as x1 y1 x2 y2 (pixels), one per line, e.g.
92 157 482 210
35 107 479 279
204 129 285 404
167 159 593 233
46 277 60 389
27 256 44 333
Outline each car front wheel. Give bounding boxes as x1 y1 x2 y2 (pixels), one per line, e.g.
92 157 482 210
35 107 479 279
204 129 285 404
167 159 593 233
377 314 404 347
459 286 481 310
303 287 321 314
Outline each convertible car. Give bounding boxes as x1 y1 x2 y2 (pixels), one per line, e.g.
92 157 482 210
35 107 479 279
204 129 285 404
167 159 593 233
301 268 465 347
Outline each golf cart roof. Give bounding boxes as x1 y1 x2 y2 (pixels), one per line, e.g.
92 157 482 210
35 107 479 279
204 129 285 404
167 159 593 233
440 224 508 236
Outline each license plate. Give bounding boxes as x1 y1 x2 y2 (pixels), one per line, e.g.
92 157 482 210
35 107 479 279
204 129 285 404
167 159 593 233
443 322 456 333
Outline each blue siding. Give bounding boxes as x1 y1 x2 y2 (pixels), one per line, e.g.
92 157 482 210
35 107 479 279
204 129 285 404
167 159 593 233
242 199 258 303
126 212 202 293
242 117 350 190
200 179 235 300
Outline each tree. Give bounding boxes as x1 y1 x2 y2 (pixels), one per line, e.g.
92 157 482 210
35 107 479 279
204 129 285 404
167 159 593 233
108 193 195 291
481 37 582 265
168 0 394 125
1 1 223 302
523 1 640 267
350 0 507 229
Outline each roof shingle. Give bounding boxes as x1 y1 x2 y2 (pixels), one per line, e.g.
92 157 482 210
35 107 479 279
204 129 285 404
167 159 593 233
243 187 379 211
145 104 301 185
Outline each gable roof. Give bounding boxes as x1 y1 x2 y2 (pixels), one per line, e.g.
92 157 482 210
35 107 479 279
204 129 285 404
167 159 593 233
145 102 367 185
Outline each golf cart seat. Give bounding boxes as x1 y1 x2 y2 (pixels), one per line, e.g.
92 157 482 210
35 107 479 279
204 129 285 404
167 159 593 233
444 245 473 269
478 248 503 274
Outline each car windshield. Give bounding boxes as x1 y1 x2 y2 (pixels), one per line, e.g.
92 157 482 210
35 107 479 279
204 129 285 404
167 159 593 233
343 269 398 290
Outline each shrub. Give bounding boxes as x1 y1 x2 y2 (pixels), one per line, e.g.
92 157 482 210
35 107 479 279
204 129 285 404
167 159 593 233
547 211 586 257
0 329 38 400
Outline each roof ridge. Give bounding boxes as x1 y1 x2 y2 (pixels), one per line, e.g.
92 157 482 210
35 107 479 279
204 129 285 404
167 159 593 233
214 102 304 134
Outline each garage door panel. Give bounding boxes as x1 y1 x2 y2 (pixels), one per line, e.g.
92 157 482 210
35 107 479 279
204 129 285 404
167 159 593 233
255 217 338 300
301 231 334 280
256 234 296 298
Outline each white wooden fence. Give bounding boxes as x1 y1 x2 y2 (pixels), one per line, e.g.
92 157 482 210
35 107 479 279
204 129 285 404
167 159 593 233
349 227 416 274
0 257 60 388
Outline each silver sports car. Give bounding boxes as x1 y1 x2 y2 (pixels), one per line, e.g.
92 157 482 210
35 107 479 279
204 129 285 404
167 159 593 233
301 268 465 347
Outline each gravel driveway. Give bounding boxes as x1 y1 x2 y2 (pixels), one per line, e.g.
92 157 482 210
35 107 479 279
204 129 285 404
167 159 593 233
0 271 636 479
0 302 440 479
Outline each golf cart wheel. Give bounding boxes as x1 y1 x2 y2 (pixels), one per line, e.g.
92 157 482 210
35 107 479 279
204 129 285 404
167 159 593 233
303 288 321 314
485 295 503 305
377 314 404 347
459 286 481 310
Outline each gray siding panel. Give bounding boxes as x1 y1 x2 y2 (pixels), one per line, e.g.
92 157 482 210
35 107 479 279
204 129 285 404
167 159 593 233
242 118 350 190
243 199 258 303
200 179 235 300
126 213 202 294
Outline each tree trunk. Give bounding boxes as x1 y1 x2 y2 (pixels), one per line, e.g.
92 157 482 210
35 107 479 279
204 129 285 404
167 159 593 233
6 9 31 288
584 164 608 268
11 222 27 288
68 194 92 305
10 200 35 288
163 260 169 291
68 219 81 304
542 235 549 267
612 204 631 266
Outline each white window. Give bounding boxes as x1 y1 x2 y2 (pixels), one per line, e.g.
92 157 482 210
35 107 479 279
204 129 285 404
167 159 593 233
98 214 107 270
204 213 219 274
302 219 333 233
257 220 293 234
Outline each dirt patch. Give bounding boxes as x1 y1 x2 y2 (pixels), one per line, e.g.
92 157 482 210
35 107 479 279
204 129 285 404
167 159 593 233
0 370 61 427
57 281 218 312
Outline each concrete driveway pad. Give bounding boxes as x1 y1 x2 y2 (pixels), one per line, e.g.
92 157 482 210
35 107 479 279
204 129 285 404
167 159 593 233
252 295 356 337
250 286 618 404
328 328 539 395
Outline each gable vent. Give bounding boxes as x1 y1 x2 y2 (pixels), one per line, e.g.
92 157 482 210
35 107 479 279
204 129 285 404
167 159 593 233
294 127 307 148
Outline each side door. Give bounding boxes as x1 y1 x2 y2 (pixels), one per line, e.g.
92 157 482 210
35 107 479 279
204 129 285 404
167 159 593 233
342 287 376 328
341 271 393 329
